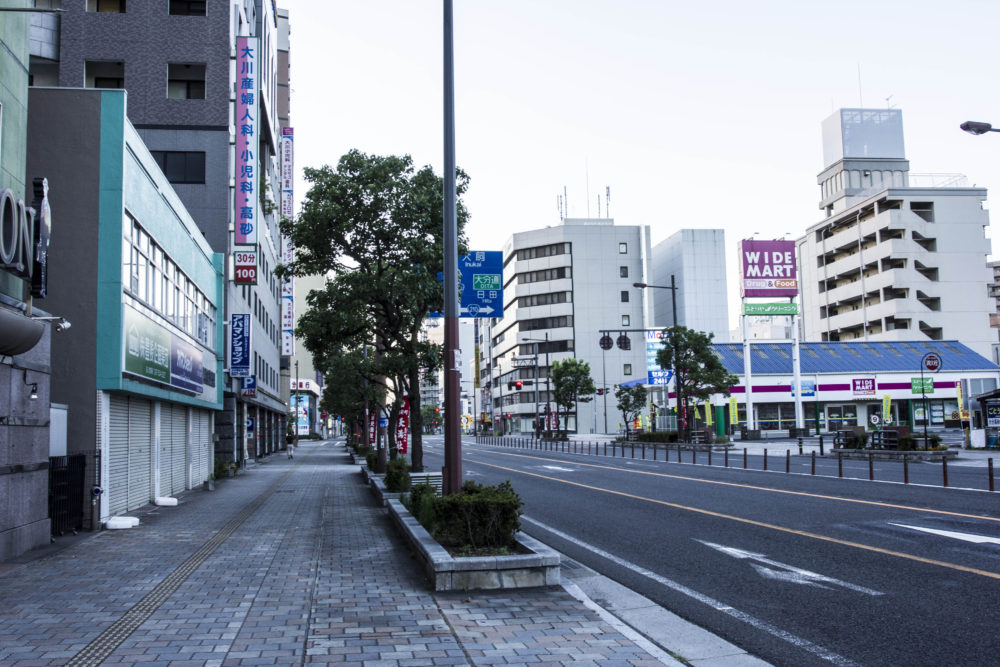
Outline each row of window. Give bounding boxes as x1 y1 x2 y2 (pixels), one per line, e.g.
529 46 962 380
89 1 205 16
521 315 573 332
122 213 217 349
519 266 570 284
517 291 572 308
88 62 206 100
513 242 571 263
151 151 205 184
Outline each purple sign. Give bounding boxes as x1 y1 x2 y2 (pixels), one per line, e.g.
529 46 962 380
740 240 798 297
852 378 876 396
171 336 204 393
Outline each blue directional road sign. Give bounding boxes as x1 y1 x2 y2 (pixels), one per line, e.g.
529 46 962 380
459 251 503 318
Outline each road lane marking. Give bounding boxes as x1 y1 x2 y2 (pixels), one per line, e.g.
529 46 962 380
524 516 860 667
542 465 575 472
469 458 1000 581
697 541 883 595
462 446 1000 524
888 523 1000 545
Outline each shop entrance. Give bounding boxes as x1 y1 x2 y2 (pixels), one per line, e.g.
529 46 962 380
825 404 857 431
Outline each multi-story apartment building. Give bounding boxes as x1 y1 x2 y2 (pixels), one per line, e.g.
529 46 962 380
30 0 290 464
797 108 994 358
480 218 652 435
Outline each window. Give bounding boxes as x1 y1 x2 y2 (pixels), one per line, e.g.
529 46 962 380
622 315 630 326
620 291 629 302
619 242 628 254
169 0 206 15
87 0 125 12
512 242 571 263
86 61 124 89
620 266 628 278
517 291 571 308
167 63 206 99
624 364 632 376
150 151 206 184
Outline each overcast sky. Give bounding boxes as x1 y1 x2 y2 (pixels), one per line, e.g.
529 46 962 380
281 0 1000 328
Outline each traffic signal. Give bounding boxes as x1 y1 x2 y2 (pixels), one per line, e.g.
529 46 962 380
596 388 604 395
514 380 523 391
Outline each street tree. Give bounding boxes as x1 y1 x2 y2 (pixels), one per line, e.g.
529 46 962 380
614 384 648 437
656 326 737 441
280 150 468 472
550 358 596 438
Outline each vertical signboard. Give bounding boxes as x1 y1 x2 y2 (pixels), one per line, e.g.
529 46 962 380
234 37 258 247
279 127 295 356
230 313 251 377
396 397 410 454
645 329 673 385
234 249 257 284
459 251 503 317
739 240 798 297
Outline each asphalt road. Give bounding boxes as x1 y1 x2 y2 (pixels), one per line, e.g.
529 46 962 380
418 436 1000 666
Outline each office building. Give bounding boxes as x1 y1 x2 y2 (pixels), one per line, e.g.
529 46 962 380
649 228 730 341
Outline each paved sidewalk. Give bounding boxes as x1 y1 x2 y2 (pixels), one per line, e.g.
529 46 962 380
0 439 714 666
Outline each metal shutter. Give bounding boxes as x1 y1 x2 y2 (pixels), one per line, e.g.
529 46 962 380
192 410 211 483
107 395 131 516
168 404 188 495
128 398 152 510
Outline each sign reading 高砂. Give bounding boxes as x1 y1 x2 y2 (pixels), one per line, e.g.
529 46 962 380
739 240 798 297
234 37 258 247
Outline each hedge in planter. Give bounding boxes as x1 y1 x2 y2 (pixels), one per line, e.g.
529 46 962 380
385 458 411 492
409 480 523 550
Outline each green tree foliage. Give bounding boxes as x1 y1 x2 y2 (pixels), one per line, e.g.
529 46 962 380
614 384 648 436
280 150 468 472
550 358 596 438
656 326 738 440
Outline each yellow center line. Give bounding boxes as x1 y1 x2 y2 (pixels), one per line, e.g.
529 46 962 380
462 445 1000 523
462 455 1000 581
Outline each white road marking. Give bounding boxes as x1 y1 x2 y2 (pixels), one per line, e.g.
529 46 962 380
524 516 860 667
542 465 575 472
889 523 1000 545
698 541 884 596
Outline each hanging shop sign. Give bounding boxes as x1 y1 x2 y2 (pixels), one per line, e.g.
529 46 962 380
123 305 204 393
234 249 257 285
234 36 259 246
739 239 798 297
743 302 798 315
230 313 251 377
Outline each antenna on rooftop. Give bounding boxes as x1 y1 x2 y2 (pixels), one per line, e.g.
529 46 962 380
597 194 601 218
885 94 895 109
557 194 563 220
606 186 611 218
563 185 567 219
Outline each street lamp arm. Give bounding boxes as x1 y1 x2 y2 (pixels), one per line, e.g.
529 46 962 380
960 120 1000 136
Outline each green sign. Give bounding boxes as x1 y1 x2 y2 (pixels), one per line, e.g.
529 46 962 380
743 303 798 315
473 273 501 290
124 306 171 384
911 377 934 394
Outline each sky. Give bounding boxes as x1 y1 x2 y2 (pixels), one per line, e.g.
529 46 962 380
281 0 1000 329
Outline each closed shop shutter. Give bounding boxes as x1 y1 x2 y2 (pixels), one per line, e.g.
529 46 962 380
192 410 211 482
168 404 188 495
128 398 153 510
108 395 131 516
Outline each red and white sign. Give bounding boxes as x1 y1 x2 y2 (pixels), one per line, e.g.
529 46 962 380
367 411 377 445
396 397 410 454
923 353 941 372
852 378 876 396
234 250 257 285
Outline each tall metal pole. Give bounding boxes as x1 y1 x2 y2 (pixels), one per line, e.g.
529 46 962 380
294 360 299 448
545 331 551 431
442 0 462 494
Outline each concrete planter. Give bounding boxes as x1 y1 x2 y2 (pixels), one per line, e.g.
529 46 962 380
829 448 958 462
386 498 561 591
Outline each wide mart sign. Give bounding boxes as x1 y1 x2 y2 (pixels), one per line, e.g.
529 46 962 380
739 240 798 297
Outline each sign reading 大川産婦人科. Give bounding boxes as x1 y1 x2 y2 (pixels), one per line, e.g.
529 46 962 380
234 36 258 247
123 305 204 394
739 240 798 298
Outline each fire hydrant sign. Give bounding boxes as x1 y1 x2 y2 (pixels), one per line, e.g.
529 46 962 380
234 249 257 285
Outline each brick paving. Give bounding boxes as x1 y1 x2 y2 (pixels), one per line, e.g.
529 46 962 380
0 440 669 666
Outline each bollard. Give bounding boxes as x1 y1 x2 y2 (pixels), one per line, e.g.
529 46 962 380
632 442 635 459
708 448 713 466
819 435 824 456
989 458 994 492
868 452 874 481
811 450 816 475
677 444 682 463
692 447 696 465
725 448 729 467
903 454 909 485
653 443 657 461
798 437 803 455
786 449 790 473
604 442 607 457
743 447 748 469
838 452 843 478
642 443 646 460
942 457 949 488
764 449 768 471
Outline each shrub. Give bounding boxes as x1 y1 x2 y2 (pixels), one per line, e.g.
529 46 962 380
633 431 678 443
385 457 411 492
365 451 377 470
406 482 437 527
713 436 730 444
897 434 915 451
430 480 523 550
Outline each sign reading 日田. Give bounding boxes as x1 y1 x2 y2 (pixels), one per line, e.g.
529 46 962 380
234 37 258 246
459 251 503 318
739 240 798 297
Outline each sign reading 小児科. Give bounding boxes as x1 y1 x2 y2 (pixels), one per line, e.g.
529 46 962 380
234 37 258 247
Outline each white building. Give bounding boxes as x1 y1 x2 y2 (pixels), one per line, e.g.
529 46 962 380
479 218 653 435
797 108 994 358
650 228 730 341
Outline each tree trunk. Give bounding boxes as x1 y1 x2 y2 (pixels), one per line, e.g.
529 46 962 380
408 365 425 472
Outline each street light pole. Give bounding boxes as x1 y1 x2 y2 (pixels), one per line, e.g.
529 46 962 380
294 360 299 448
634 277 682 438
960 120 1000 136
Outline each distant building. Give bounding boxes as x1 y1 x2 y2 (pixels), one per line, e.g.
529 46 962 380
650 228 730 341
797 109 994 358
480 218 653 435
